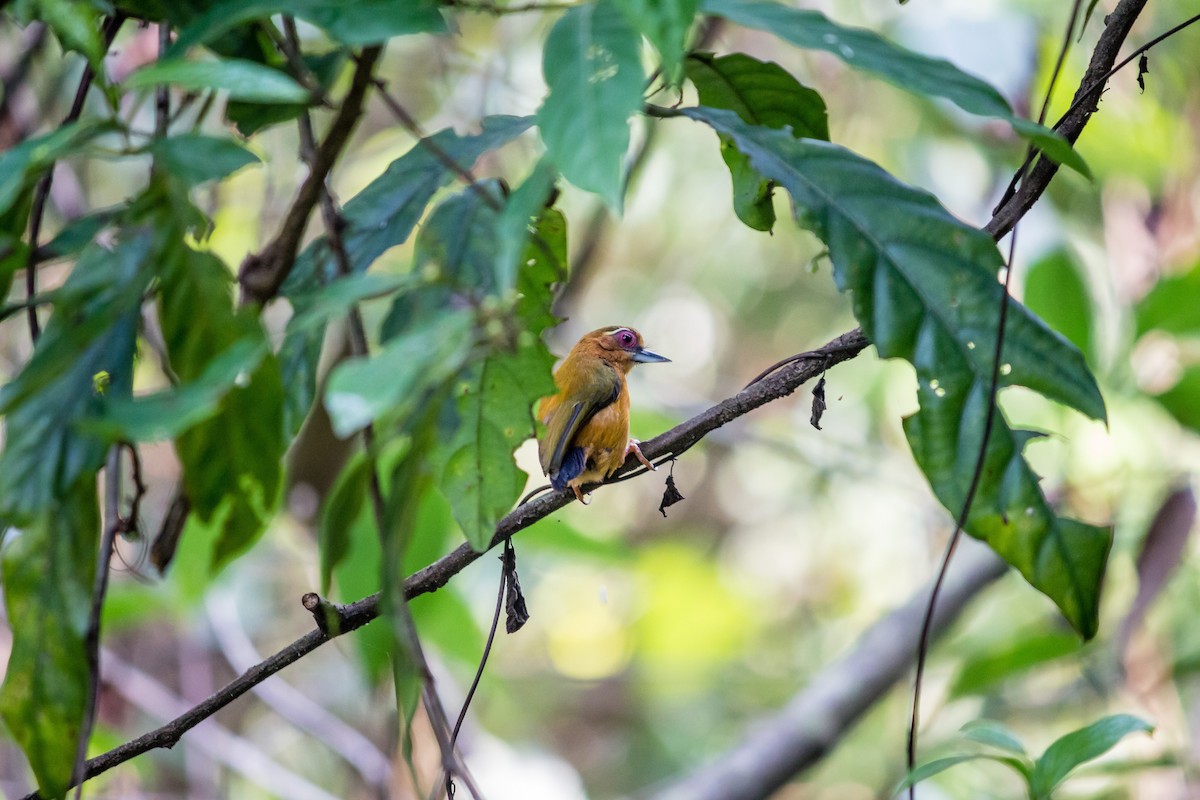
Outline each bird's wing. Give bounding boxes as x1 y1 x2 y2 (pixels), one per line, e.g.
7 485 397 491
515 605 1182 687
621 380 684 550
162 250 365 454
539 365 621 475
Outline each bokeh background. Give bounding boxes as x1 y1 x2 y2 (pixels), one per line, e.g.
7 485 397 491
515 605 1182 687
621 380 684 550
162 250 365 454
2 0 1200 797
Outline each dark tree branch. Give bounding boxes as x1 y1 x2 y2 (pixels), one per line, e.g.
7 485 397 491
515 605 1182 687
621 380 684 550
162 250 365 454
237 46 381 306
27 327 867 800
985 0 1149 238
644 540 1009 800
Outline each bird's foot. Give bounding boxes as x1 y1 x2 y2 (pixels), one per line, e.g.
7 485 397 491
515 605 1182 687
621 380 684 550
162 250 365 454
572 484 591 505
626 439 655 470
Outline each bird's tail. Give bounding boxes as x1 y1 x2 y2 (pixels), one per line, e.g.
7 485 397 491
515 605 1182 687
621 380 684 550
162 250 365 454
550 446 586 491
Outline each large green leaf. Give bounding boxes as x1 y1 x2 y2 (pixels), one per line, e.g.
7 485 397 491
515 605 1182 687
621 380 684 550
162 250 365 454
283 116 533 297
11 0 105 66
1135 260 1200 338
324 310 476 438
685 52 828 231
0 479 99 798
0 232 153 524
948 630 1080 699
170 0 445 52
699 0 1089 177
538 0 644 209
436 207 566 550
1031 715 1154 798
614 0 699 81
155 203 286 570
225 51 346 137
1023 249 1095 365
278 117 533 433
148 134 261 186
83 338 268 442
683 107 1109 637
125 57 311 104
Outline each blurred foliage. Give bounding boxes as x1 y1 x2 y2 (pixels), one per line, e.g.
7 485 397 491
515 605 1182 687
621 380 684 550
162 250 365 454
0 1 1198 799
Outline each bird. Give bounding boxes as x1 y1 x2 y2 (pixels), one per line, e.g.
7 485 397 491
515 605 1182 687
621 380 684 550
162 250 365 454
537 326 670 504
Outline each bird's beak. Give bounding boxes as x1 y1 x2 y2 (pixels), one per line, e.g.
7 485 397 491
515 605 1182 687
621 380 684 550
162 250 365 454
632 346 671 364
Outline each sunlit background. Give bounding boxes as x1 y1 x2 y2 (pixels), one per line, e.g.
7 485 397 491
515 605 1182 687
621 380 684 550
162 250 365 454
2 0 1200 797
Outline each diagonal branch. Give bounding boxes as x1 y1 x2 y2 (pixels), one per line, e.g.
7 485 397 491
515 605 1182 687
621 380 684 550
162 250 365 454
237 46 381 307
644 539 1008 800
27 327 868 800
986 0 1148 238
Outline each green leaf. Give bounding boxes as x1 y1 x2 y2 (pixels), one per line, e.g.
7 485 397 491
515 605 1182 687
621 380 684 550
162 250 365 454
125 58 312 104
287 273 419 337
301 0 447 45
81 338 268 442
1031 715 1154 798
283 116 534 297
1009 118 1093 180
683 107 1110 637
154 193 286 570
320 452 372 592
896 753 1031 794
960 720 1030 758
148 134 261 186
15 0 105 66
538 0 644 210
438 209 565 549
1152 366 1200 433
1135 261 1200 338
0 479 99 798
1023 249 1095 365
324 311 476 438
683 108 1105 421
949 630 1080 698
613 0 699 81
0 120 107 217
699 0 1090 177
39 206 125 262
495 159 559 294
685 52 828 231
171 0 445 52
0 232 153 524
225 51 345 137
276 118 533 433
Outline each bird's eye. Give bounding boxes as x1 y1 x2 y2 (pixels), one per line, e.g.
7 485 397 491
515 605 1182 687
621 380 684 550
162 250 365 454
618 330 635 347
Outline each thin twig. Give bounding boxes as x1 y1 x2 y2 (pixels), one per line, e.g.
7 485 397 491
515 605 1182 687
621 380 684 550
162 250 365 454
23 13 126 344
441 545 510 800
986 0 1149 238
71 447 123 797
907 3 1085 795
371 78 503 211
154 24 170 137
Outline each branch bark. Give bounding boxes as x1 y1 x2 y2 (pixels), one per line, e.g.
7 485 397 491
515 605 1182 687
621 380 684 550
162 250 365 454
26 327 868 799
985 0 1149 238
237 46 381 307
644 539 1009 800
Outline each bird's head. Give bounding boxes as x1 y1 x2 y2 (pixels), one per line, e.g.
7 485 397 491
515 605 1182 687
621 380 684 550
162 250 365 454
579 326 671 373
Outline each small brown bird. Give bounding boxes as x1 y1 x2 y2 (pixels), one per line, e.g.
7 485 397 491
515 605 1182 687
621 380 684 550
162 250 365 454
537 326 670 503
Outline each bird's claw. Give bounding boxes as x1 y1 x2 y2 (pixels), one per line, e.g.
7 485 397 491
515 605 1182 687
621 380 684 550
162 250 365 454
572 484 591 505
626 439 655 471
